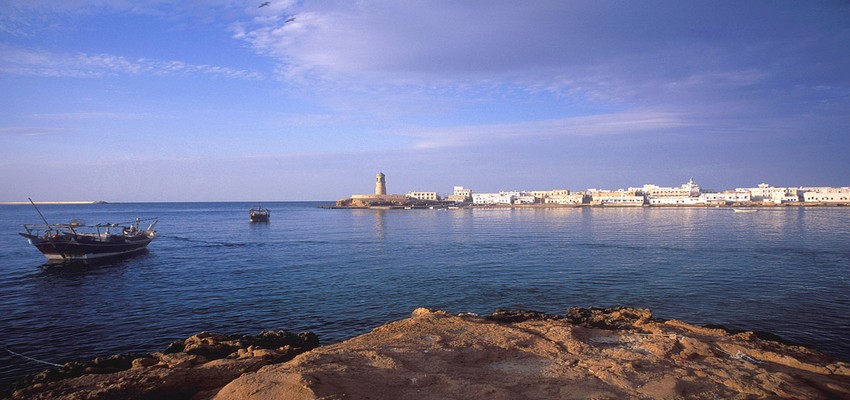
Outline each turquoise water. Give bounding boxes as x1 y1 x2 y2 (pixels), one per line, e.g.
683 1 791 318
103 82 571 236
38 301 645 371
1 202 849 387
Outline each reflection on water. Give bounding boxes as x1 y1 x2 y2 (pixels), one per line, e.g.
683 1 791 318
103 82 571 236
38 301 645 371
38 249 152 270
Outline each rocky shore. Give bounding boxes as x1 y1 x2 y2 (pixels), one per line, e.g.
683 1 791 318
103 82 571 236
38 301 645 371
6 307 850 399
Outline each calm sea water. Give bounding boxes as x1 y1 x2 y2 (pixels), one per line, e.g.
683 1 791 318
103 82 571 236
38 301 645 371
1 202 849 387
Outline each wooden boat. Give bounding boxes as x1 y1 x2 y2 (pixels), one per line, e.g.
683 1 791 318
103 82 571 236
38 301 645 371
249 207 270 222
732 208 758 213
20 218 157 262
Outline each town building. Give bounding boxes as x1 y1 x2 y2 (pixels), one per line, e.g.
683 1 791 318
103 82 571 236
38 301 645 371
648 196 704 206
472 192 517 205
801 187 850 203
588 189 645 206
637 178 704 205
636 178 701 199
737 183 800 204
446 186 473 203
513 194 537 205
546 193 587 205
529 190 570 203
701 190 751 204
406 191 439 201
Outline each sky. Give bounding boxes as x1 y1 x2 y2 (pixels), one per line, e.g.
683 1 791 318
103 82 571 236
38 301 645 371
1 1 849 202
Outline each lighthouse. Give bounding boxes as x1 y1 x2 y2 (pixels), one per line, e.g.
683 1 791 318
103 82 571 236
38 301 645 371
375 172 387 195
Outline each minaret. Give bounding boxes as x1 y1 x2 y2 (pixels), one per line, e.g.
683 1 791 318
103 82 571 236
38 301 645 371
375 172 386 195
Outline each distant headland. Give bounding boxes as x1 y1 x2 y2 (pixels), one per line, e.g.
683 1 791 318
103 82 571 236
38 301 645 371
330 173 850 209
0 201 107 205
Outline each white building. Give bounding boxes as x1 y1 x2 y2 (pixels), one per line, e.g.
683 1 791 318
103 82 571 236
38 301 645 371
701 190 752 204
446 186 473 203
530 190 569 203
472 192 516 205
801 187 850 203
406 191 439 201
629 178 700 204
739 183 800 204
648 196 705 206
588 189 645 206
545 193 587 205
513 194 536 204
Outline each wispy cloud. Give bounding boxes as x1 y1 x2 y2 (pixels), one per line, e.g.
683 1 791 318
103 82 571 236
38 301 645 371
27 111 151 120
405 110 691 149
230 1 850 116
0 126 69 136
0 45 264 79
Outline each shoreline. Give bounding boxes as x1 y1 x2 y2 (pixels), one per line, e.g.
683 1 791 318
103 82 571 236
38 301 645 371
5 306 849 399
321 202 849 210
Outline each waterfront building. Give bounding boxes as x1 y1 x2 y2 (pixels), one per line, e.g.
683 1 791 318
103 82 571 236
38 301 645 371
739 183 800 204
528 190 570 203
514 194 536 205
636 178 701 198
801 187 850 203
472 192 517 205
446 186 473 203
406 191 439 201
701 190 751 204
545 193 587 205
648 196 705 206
588 189 645 206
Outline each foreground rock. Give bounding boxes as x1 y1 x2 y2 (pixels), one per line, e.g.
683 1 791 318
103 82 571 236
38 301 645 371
9 307 850 399
7 330 318 400
215 308 850 399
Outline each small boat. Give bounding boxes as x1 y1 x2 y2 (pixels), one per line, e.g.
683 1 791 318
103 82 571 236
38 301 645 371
249 206 270 222
20 218 157 262
732 208 758 213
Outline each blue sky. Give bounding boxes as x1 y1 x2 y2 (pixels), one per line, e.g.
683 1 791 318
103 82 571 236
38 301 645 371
1 1 848 201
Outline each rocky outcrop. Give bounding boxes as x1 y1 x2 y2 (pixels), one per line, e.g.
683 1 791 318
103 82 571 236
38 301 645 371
7 330 318 400
8 308 850 399
334 197 411 207
214 308 850 399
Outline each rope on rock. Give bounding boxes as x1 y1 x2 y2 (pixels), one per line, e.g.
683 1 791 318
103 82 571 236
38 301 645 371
626 332 764 365
718 348 763 364
2 346 64 367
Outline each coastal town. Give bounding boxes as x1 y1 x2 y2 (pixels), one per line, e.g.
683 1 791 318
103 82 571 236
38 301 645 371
336 173 850 208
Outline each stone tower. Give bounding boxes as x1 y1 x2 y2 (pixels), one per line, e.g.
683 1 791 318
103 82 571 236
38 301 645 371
375 172 387 195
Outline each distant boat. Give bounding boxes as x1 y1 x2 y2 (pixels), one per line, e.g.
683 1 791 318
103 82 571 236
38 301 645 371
249 206 270 222
732 208 758 213
20 218 157 262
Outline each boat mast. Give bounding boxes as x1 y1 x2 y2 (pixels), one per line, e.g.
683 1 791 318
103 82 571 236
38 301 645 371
28 198 53 229
27 197 67 260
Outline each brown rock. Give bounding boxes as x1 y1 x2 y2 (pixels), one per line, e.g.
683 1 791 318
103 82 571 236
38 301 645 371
7 329 318 400
9 308 850 400
215 308 850 400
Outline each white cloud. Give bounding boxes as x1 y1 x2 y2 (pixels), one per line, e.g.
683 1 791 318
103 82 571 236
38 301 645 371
27 111 150 121
0 45 264 79
0 126 69 136
228 1 850 116
405 110 691 149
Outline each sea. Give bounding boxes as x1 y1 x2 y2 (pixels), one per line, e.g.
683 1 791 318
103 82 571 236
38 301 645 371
1 202 849 388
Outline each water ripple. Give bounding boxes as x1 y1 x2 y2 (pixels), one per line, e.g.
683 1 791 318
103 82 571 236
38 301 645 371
1 203 849 387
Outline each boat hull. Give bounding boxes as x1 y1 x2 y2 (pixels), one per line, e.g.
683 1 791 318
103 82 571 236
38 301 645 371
249 208 270 223
249 214 269 222
21 233 155 261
